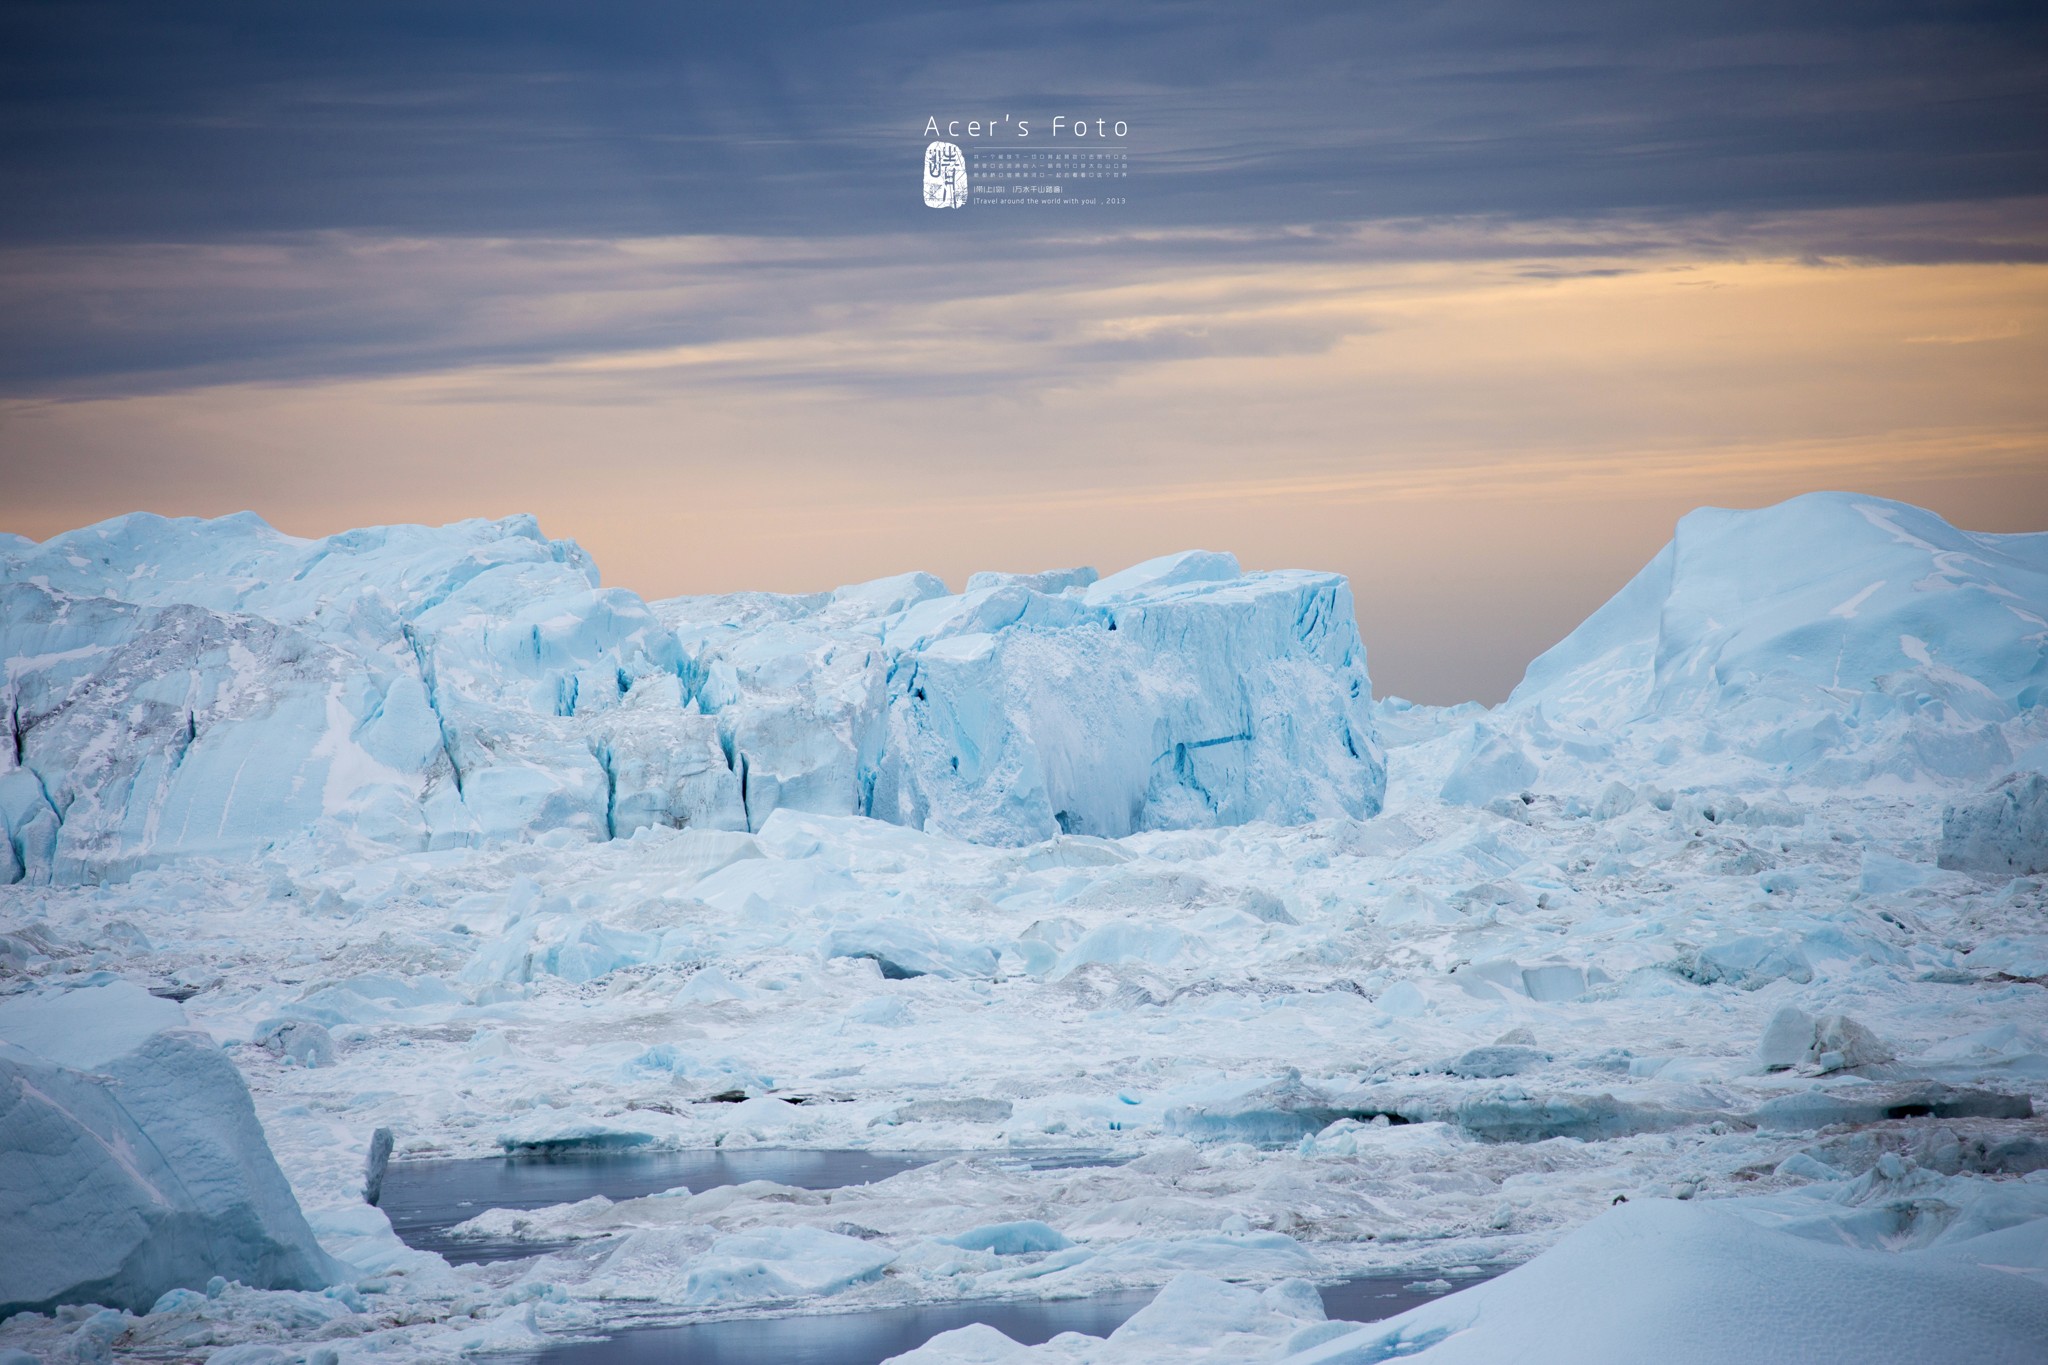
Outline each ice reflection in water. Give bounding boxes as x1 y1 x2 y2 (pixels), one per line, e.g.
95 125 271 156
380 1147 1126 1264
523 1273 1491 1365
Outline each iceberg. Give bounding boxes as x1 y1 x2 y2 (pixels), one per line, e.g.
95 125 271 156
1940 772 2048 876
2 518 1383 879
670 547 1384 844
938 1221 1073 1255
1513 493 2048 719
0 982 338 1317
0 512 731 882
1442 492 2048 800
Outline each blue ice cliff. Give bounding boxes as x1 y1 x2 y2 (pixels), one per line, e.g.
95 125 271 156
0 517 1383 881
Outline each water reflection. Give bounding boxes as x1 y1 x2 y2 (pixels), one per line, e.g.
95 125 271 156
380 1147 1126 1264
525 1273 1492 1365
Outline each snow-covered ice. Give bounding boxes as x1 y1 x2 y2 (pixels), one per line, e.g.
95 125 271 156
891 1188 2048 1364
1 490 2044 1362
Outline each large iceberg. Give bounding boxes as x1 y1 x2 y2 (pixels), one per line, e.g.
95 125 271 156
0 512 721 880
667 548 1383 843
0 982 338 1317
1 517 1382 879
1516 493 2048 716
1439 492 2048 802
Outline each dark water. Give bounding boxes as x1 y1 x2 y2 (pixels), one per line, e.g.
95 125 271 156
379 1147 1126 1264
525 1272 1495 1365
384 1145 1495 1363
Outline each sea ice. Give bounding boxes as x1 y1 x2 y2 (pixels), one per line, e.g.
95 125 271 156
0 493 2043 1363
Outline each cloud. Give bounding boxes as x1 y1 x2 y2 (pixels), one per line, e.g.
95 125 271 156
4 199 2044 398
2 2 2044 241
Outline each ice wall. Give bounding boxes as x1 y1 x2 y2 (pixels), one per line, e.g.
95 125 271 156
1940 772 2048 876
667 548 1384 843
2 517 1384 879
0 512 737 882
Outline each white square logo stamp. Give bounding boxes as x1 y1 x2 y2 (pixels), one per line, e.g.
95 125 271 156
923 141 967 208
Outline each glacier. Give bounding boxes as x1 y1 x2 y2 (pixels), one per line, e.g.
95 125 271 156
0 490 2044 1364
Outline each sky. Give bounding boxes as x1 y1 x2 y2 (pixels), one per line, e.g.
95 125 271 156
2 2 2045 702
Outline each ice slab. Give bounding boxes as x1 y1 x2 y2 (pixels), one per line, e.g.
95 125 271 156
1941 773 2048 876
0 983 338 1317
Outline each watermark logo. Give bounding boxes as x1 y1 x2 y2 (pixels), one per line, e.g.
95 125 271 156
923 141 968 208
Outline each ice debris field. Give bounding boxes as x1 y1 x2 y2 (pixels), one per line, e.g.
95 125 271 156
2 490 2046 1363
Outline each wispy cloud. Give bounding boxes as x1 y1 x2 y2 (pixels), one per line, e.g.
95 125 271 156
4 199 2044 398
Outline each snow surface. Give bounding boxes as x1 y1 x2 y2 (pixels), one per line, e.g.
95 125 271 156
0 491 2043 1362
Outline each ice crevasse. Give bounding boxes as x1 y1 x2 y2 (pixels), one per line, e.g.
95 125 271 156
0 516 1385 881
